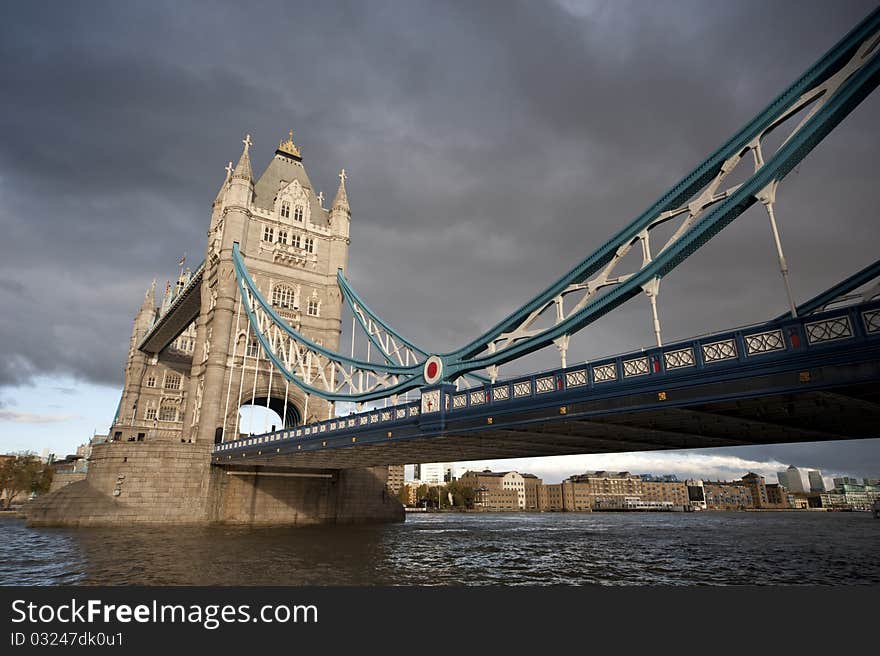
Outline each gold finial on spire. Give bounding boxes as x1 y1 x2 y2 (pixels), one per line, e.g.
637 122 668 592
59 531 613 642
277 129 302 158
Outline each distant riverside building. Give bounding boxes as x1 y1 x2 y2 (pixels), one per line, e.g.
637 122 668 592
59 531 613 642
686 480 708 511
825 483 880 511
777 465 807 494
788 496 810 509
702 482 755 510
386 465 405 495
740 472 771 508
533 472 690 512
808 470 826 493
463 470 870 513
522 474 540 510
833 476 861 487
562 471 642 511
764 483 787 507
538 483 567 511
640 480 689 509
458 470 542 511
416 462 454 485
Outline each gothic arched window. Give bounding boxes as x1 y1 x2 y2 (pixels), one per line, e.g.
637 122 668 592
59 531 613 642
281 201 290 219
159 402 178 422
272 284 296 309
293 205 304 222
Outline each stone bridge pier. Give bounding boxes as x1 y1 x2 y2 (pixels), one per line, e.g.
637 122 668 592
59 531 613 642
26 441 403 527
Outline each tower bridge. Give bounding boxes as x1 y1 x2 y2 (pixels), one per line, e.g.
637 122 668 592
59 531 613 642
27 7 880 527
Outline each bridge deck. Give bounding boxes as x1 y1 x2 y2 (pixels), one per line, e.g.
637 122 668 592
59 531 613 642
214 300 880 469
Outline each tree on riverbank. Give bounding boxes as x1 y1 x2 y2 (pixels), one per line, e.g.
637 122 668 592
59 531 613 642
411 481 476 509
0 452 53 509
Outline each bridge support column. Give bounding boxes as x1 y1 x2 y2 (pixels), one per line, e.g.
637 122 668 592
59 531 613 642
27 441 403 527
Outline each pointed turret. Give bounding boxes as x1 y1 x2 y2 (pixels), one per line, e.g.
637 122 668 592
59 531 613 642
160 280 173 314
140 279 157 315
232 134 253 182
328 168 352 273
332 168 350 214
214 161 233 205
131 279 158 350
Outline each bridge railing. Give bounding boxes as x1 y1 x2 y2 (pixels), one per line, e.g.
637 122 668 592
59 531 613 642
213 299 880 456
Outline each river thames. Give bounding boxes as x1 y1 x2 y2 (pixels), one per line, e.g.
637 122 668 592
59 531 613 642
1 512 877 586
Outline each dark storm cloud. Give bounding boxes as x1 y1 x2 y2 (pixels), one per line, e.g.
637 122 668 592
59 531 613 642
1 1 878 468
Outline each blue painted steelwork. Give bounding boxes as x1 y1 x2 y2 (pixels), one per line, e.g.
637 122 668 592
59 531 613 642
337 269 429 362
215 296 880 458
439 9 880 378
337 269 490 383
233 244 424 401
231 8 880 403
778 257 880 319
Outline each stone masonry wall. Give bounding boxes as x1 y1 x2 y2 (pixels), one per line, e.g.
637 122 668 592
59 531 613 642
27 441 213 526
48 472 88 494
213 465 403 525
28 443 404 527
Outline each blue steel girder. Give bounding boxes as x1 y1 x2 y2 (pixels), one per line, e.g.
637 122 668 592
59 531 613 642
232 8 880 403
336 269 490 384
233 244 425 402
778 257 880 319
441 9 880 378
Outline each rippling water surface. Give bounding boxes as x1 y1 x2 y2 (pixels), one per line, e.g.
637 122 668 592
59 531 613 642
1 512 877 585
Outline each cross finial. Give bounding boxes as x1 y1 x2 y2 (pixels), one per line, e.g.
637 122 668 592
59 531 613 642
339 168 347 184
288 129 294 141
224 161 233 178
242 133 252 152
317 191 324 205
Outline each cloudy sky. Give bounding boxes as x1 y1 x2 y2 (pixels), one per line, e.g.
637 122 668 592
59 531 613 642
1 0 878 483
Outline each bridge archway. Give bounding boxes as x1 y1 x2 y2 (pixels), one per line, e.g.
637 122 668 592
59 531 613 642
236 396 301 437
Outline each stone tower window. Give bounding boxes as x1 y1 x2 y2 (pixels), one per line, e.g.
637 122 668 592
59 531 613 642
272 284 296 309
159 402 178 422
307 296 320 317
262 225 275 242
281 201 290 219
246 339 259 358
146 375 156 388
164 373 181 390
304 237 314 253
144 406 157 421
293 205 304 222
277 229 288 245
291 234 301 249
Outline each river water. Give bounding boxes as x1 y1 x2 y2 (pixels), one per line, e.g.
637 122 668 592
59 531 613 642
1 512 877 585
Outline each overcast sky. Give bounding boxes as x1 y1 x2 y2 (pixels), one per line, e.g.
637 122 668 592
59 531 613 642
1 0 878 480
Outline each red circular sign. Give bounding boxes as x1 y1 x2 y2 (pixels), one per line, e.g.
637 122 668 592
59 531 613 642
426 361 439 379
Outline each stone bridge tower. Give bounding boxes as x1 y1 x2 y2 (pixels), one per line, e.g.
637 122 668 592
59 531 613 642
32 133 401 527
108 132 351 445
188 133 351 444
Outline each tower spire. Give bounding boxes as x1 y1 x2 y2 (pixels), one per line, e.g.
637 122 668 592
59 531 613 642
232 133 253 181
332 168 349 212
140 279 156 313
